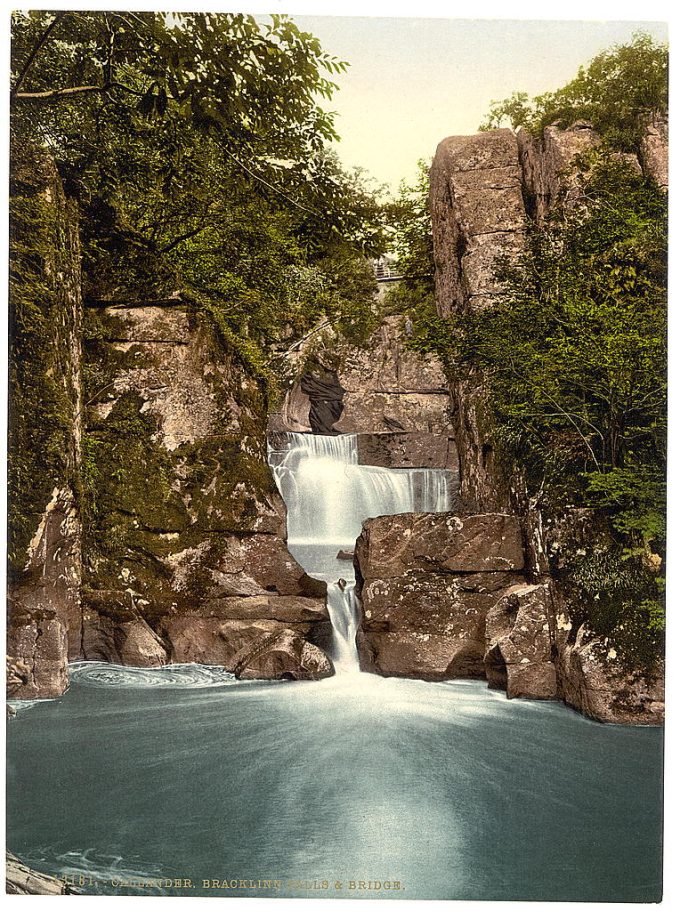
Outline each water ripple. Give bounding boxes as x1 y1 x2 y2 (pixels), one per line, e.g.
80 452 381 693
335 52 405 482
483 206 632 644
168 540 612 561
68 661 239 689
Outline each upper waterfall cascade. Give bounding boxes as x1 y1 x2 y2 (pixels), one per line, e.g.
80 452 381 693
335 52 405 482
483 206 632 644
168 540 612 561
268 431 454 672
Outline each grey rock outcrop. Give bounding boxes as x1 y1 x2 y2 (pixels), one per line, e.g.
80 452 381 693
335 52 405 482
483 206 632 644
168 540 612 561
484 582 557 699
80 300 331 677
517 122 600 219
6 852 76 895
431 129 526 316
557 625 665 724
429 122 666 723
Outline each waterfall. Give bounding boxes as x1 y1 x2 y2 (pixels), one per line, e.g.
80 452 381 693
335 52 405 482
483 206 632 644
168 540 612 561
268 431 453 673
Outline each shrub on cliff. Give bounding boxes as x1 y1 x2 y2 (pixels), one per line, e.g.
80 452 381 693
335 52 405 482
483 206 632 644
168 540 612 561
480 32 668 151
463 151 666 663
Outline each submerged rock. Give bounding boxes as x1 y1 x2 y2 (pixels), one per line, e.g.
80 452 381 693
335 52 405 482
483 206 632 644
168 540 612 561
233 628 334 681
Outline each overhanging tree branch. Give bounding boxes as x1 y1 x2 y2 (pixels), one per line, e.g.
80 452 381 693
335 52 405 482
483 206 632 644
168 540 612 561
11 11 67 97
14 81 147 102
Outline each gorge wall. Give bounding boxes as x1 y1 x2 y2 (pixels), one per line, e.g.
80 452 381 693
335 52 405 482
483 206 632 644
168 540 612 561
8 147 83 699
269 315 458 479
7 147 333 700
405 119 667 723
7 123 666 725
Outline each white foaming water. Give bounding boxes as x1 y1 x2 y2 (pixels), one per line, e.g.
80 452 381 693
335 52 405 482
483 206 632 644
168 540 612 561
326 582 362 673
268 431 452 547
268 431 454 673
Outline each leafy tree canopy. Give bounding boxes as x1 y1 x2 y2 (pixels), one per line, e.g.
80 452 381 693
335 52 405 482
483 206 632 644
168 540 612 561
11 11 344 162
480 32 668 151
11 11 387 383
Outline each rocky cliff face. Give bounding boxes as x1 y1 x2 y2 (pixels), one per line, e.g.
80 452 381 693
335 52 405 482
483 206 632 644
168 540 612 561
270 315 453 436
8 147 83 699
80 301 331 678
424 119 667 723
7 150 333 696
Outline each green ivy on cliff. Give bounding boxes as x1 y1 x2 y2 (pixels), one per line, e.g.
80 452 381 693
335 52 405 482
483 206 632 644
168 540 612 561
8 148 80 576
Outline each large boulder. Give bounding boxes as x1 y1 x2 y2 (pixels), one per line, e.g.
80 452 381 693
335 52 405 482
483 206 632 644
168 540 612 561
358 569 520 679
6 614 68 700
355 512 524 580
355 512 525 680
557 623 664 725
161 596 331 675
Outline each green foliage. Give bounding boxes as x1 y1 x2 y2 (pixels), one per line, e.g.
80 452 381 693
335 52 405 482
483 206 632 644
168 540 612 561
380 161 456 363
481 32 668 151
11 11 386 387
11 11 345 160
463 152 666 509
564 549 664 670
459 152 666 660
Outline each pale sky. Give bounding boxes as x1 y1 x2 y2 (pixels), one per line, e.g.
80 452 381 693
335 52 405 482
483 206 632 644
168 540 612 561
290 16 668 191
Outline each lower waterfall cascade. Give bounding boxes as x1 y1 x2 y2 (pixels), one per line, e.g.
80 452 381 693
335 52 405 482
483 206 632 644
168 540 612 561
268 431 454 673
